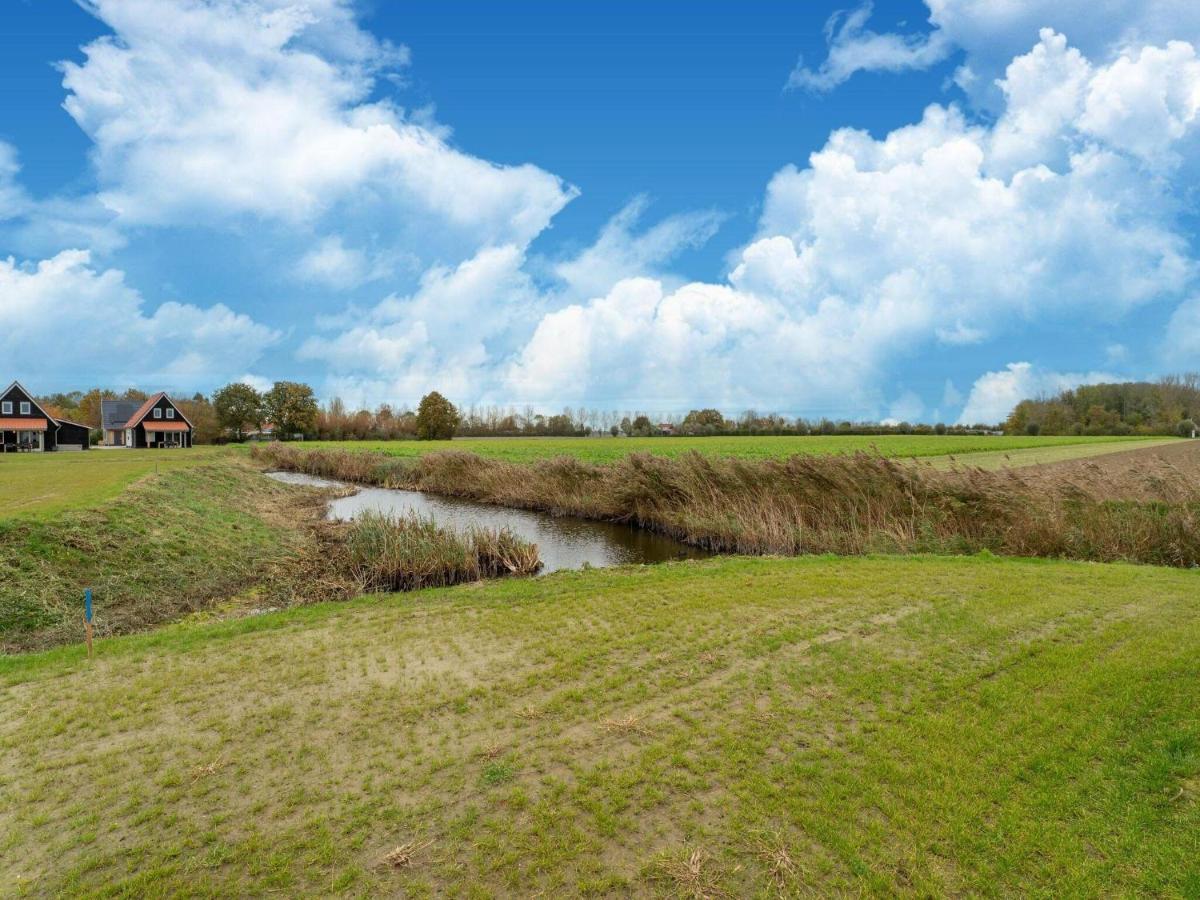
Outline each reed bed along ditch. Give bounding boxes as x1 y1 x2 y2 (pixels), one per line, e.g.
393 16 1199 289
254 443 1200 567
344 511 542 592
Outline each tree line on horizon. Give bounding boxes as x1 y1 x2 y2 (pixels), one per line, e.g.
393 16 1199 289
1003 375 1199 437
37 374 1199 445
36 381 1000 444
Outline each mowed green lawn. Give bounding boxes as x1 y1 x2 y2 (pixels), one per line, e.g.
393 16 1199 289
2 556 1196 895
306 433 1165 465
0 447 233 519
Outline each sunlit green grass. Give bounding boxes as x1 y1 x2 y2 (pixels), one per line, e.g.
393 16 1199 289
0 447 233 520
305 433 1163 465
3 555 1197 895
923 436 1178 470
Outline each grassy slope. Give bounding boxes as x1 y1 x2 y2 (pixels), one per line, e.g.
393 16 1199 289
0 447 231 519
305 434 1167 465
925 436 1178 470
2 556 1196 896
0 459 319 650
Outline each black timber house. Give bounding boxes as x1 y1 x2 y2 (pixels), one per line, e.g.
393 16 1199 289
1 380 91 452
101 393 193 448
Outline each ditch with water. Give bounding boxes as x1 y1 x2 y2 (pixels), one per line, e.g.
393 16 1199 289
266 470 709 573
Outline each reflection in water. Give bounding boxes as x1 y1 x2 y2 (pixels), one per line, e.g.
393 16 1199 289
265 470 708 574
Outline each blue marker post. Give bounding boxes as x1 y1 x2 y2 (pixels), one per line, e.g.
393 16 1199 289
85 588 94 659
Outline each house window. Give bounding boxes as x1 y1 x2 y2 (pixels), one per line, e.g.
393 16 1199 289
166 408 175 419
1 401 10 414
20 402 30 415
153 408 162 419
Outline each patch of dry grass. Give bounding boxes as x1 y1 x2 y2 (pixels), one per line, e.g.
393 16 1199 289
653 848 734 899
380 839 433 870
600 713 651 736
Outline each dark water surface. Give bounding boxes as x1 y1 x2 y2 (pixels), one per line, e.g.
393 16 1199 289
265 470 708 574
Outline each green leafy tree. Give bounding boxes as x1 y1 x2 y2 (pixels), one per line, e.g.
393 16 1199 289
680 408 728 435
1179 419 1197 438
264 381 318 439
213 382 264 441
416 391 460 440
177 393 220 444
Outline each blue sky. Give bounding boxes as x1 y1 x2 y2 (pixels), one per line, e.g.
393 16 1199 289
2 0 1199 423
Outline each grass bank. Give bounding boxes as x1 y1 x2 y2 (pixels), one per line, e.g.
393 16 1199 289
0 459 544 652
256 443 1200 567
0 459 326 652
302 433 1160 464
2 556 1197 895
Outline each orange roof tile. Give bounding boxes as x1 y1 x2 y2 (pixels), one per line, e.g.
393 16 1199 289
142 420 190 432
0 418 47 430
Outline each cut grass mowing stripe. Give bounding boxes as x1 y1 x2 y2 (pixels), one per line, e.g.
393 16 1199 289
2 556 1198 895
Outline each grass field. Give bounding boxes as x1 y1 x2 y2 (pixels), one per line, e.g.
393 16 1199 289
2 556 1197 895
304 433 1162 464
923 436 1178 470
0 447 229 519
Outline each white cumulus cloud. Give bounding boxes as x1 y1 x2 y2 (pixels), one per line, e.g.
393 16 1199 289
0 250 279 387
60 0 575 263
504 30 1198 414
790 0 1200 98
1164 294 1200 365
299 244 541 402
957 362 1116 424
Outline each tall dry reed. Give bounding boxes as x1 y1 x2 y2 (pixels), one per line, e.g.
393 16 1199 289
344 510 542 592
253 444 1200 567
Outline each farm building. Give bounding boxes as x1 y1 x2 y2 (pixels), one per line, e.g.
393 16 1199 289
100 393 193 448
0 380 91 452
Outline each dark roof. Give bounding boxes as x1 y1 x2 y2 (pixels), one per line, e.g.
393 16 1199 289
101 399 140 430
54 417 92 430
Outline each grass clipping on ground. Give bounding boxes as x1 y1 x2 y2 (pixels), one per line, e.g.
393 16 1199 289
2 556 1197 895
256 442 1200 566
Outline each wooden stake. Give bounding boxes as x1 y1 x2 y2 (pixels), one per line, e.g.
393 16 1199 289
85 587 94 659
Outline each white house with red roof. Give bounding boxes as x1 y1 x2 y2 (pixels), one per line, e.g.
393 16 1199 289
100 393 193 448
